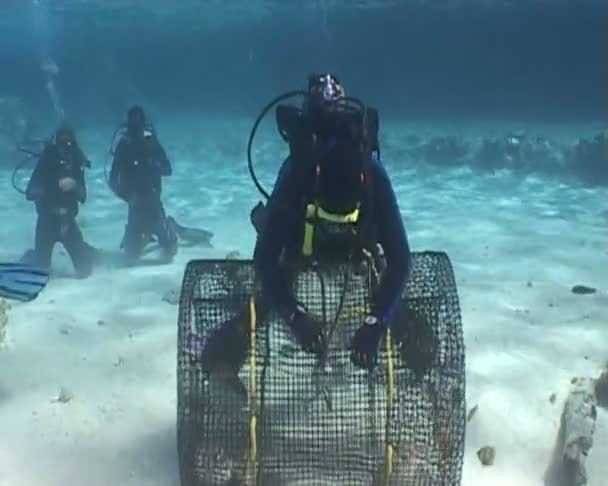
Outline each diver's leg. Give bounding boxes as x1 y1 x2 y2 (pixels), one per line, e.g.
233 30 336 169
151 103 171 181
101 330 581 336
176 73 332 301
153 201 177 262
62 218 93 278
32 213 57 269
122 204 146 265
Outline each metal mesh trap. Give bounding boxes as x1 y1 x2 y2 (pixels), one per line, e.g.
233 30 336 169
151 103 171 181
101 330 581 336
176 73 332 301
177 251 465 486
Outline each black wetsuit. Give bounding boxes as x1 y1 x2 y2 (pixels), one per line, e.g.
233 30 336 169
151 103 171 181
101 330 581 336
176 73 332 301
254 150 413 328
24 142 93 278
109 131 177 263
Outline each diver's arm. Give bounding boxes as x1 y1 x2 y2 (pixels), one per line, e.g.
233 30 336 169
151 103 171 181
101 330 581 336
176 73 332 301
370 160 413 327
75 162 87 204
254 215 300 316
109 140 128 198
254 162 300 317
75 145 91 169
25 149 50 202
150 138 172 176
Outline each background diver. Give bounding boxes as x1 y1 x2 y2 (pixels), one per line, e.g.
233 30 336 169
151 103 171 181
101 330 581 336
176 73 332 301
109 105 178 265
199 73 413 389
20 123 95 279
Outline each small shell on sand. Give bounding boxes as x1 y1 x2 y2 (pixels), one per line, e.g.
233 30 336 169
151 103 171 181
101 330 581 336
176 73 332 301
53 387 73 404
477 446 495 466
571 285 597 295
162 289 180 305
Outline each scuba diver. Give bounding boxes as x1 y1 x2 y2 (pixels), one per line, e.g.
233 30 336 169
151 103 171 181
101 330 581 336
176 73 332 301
199 73 412 386
109 105 178 265
20 123 95 279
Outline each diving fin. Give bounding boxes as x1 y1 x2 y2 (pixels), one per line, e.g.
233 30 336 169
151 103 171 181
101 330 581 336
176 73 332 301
167 216 214 248
0 262 49 302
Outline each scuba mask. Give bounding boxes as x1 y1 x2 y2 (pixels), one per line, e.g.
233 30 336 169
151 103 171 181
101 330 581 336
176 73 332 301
55 125 75 150
308 73 345 112
53 125 77 164
52 124 90 170
307 74 370 160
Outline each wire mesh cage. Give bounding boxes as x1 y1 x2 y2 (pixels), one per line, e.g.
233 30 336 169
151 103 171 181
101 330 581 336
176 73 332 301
177 251 465 486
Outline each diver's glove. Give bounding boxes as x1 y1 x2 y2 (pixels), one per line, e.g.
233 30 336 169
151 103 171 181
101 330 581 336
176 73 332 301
350 315 386 370
286 304 326 356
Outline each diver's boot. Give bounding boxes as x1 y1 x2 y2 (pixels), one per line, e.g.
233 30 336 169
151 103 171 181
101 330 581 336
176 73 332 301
157 217 179 264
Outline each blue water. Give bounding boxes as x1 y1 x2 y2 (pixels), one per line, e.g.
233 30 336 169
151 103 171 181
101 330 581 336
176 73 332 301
0 2 607 486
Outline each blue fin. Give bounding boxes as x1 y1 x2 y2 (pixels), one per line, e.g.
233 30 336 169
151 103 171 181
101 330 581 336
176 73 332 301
0 262 49 302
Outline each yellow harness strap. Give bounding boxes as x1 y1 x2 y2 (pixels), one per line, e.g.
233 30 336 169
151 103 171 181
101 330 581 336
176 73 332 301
302 203 361 257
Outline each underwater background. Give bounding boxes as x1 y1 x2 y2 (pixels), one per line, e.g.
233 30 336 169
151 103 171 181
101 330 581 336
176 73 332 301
0 1 607 486
0 0 607 123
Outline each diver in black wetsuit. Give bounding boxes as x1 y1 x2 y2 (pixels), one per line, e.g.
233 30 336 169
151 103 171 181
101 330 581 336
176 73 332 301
200 73 412 376
254 73 412 369
109 105 177 265
22 124 94 278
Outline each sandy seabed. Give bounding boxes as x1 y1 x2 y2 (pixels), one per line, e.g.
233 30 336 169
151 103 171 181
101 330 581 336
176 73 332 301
1 115 606 486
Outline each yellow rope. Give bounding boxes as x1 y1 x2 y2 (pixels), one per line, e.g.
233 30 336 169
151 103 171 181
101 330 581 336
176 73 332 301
336 299 394 482
247 296 257 485
336 304 370 321
384 329 395 485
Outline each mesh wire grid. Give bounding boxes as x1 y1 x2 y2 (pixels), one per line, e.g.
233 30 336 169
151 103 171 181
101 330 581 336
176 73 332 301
177 251 465 486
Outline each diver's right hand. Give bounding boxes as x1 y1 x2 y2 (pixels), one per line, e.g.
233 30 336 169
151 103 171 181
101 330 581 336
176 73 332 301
286 306 326 355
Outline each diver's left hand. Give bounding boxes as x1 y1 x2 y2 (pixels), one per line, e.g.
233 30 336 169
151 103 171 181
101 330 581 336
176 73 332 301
350 316 385 370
